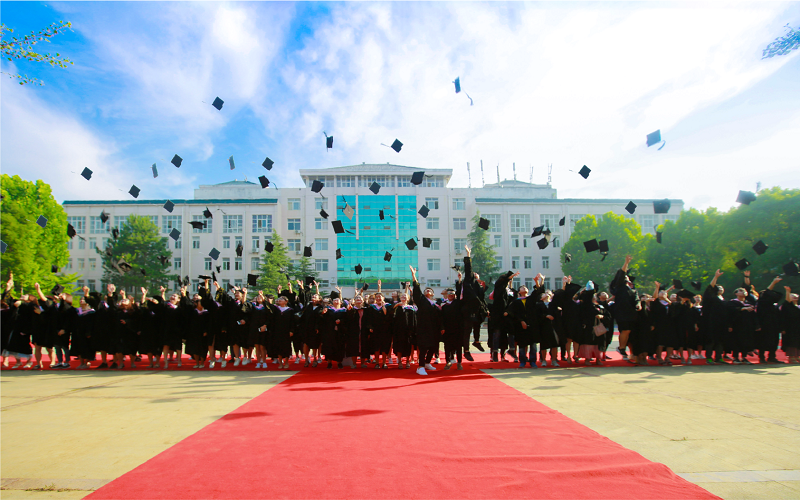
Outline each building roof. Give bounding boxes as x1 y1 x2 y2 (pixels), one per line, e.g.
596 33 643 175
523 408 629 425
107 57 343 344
63 198 278 206
475 198 683 204
300 163 453 174
197 180 259 188
483 179 550 188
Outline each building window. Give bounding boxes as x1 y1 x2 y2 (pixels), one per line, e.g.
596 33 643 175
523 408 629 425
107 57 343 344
315 259 329 272
223 215 242 233
424 177 444 187
64 259 72 270
235 236 242 251
543 278 551 290
427 238 439 250
483 214 501 233
174 238 181 249
360 175 394 188
192 215 212 233
204 258 212 271
67 240 73 250
453 238 467 252
426 218 439 230
222 279 230 290
78 258 85 270
113 215 128 231
639 215 656 233
512 235 520 248
552 236 560 248
510 214 530 233
315 199 328 211
235 258 242 271
425 197 439 209
89 258 96 270
251 257 260 269
317 279 330 288
222 236 230 249
315 238 328 251
496 257 503 269
524 277 533 289
555 277 563 290
664 215 679 223
512 277 521 289
540 214 558 232
67 216 85 234
524 256 532 269
146 216 158 226
569 214 585 231
288 239 301 252
452 198 465 210
88 279 96 292
288 198 301 210
174 258 181 270
252 236 260 250
494 235 502 247
89 238 97 250
288 219 301 231
162 215 181 234
90 216 110 234
427 259 441 271
192 237 200 249
542 256 550 269
252 214 272 233
397 176 411 187
512 257 520 270
336 175 354 188
315 218 328 230
234 279 243 289
523 238 529 248
453 218 467 230
77 280 85 290
192 280 199 293
428 279 441 287
78 239 85 250
222 258 231 271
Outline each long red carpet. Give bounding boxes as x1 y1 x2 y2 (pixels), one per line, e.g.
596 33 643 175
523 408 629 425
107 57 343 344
87 366 717 499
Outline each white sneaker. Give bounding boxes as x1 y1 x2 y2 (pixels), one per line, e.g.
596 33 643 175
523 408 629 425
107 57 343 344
425 363 437 371
294 357 301 364
255 362 262 368
242 357 250 366
234 358 241 367
209 360 216 369
221 360 227 368
433 358 440 364
552 360 560 367
416 367 428 376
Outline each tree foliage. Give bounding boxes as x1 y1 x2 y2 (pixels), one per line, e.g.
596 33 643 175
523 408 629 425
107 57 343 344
256 234 291 296
0 174 79 294
762 23 800 59
289 255 319 284
100 215 175 290
0 21 73 85
466 212 500 282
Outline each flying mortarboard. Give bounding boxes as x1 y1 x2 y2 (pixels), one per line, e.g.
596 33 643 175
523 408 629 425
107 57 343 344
51 265 59 273
454 77 461 93
677 289 695 300
646 130 662 147
305 276 315 286
202 207 212 219
343 204 355 220
164 200 175 213
324 132 333 150
559 216 565 226
152 164 158 178
537 238 549 250
216 265 221 273
183 275 191 287
247 274 259 287
1 240 7 254
212 97 224 110
236 242 244 257
99 211 109 224
625 201 637 214
304 246 312 258
212 271 217 281
673 279 683 289
390 139 403 153
691 280 702 291
578 165 591 179
81 167 93 180
311 180 324 193
752 240 768 255
564 253 572 263
209 248 220 260
331 220 345 234
598 240 609 253
355 264 363 275
405 238 417 250
320 209 329 220
422 237 432 248
158 255 169 265
369 182 381 194
418 205 430 218
171 154 182 168
336 248 342 259
117 259 133 272
51 284 64 295
140 269 147 276
478 217 490 230
265 241 274 253
199 274 211 281
112 228 119 240
532 225 544 237
169 228 181 241
656 231 663 243
583 239 600 252
228 156 235 170
262 157 274 170
379 210 385 221
36 215 48 228
384 251 392 262
227 283 236 292
411 171 425 185
735 258 751 270
653 199 670 214
782 262 800 276
737 190 757 205
189 221 206 230
258 176 270 189
67 224 77 239
129 185 140 199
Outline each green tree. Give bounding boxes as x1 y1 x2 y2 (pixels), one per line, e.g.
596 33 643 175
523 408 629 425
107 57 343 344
101 215 175 290
0 21 73 85
466 212 500 281
0 174 79 294
289 255 319 283
561 212 647 290
256 234 291 295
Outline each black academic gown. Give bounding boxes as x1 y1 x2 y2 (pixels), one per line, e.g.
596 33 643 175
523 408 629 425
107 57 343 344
390 304 416 359
412 282 443 351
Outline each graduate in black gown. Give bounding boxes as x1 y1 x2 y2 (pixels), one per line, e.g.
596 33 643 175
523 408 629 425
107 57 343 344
157 286 188 369
137 289 162 369
410 265 443 376
185 292 211 368
727 287 760 364
53 292 75 369
113 295 140 369
650 282 675 366
320 297 347 369
756 276 784 363
390 291 416 369
344 295 369 368
610 255 638 360
489 270 518 362
702 269 728 364
366 293 392 369
72 294 99 369
269 295 299 369
780 286 800 364
441 279 464 369
536 291 561 367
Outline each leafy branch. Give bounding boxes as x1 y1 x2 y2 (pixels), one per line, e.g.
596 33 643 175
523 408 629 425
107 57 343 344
0 21 74 85
762 23 800 59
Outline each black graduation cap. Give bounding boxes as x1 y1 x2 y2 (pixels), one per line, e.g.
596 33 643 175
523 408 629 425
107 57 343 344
578 165 591 179
320 209 329 220
418 205 430 218
691 280 702 291
189 221 206 230
129 185 140 199
532 225 544 237
152 163 158 178
656 231 663 244
564 253 572 262
216 265 221 273
355 264 363 275
140 269 147 276
203 207 212 218
335 248 342 259
0 240 7 254
625 201 637 214
51 264 59 273
158 255 169 265
369 182 381 195
646 130 662 147
228 156 236 170
411 171 425 185
564 283 582 297
598 240 609 253
51 284 64 295
247 274 259 287
99 211 109 224
735 258 751 270
258 176 270 189
752 240 768 255
164 200 175 213
104 245 113 257
112 228 119 240
226 283 236 292
454 77 461 93
265 241 274 253
81 167 93 180
183 275 191 287
537 238 549 250
262 157 274 170
169 228 181 241
583 239 600 252
559 216 565 227
305 276 315 287
199 274 211 281
390 139 403 153
304 246 312 258
737 190 756 205
311 180 324 193
451 263 461 272
36 215 48 228
384 251 392 262
212 271 217 281
653 199 671 214
209 248 220 260
422 237 432 248
478 217 490 230
235 242 243 257
405 238 417 250
783 262 800 276
673 279 683 289
171 154 183 168
379 210 385 220
677 289 695 300
117 259 133 272
324 132 333 149
332 220 345 234
67 224 77 239
212 97 224 110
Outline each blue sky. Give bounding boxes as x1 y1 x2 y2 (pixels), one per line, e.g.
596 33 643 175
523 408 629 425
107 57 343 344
2 1 798 211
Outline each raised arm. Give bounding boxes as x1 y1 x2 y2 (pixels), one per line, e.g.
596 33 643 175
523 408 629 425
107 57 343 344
767 276 781 291
785 286 792 303
709 269 723 288
34 283 47 302
377 279 382 294
621 254 632 273
653 281 661 297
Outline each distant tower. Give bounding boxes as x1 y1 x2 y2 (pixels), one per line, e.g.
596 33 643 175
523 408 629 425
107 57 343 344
513 162 516 181
480 160 485 187
529 165 533 184
496 164 500 184
467 162 472 188
547 163 553 185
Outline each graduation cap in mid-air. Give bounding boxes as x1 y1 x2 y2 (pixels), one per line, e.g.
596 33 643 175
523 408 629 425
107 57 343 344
656 231 663 244
369 182 381 195
311 180 324 193
532 225 544 237
304 246 312 258
129 185 140 199
151 164 158 178
140 269 147 276
111 228 119 240
384 251 392 262
228 156 236 170
169 228 181 241
389 139 403 153
99 211 109 224
653 199 671 214
247 274 259 287
336 248 342 260
209 248 220 260
737 190 757 205
236 242 244 257
211 271 217 281
646 129 662 147
691 280 702 291
418 205 430 218
752 240 768 255
422 237 432 248
36 215 48 228
598 240 609 253
215 265 221 273
320 209 329 220
51 284 64 295
262 157 274 170
158 255 169 266
783 262 800 276
171 154 183 168
559 216 566 227
379 210 385 221
212 97 224 110
51 264 59 273
226 283 236 292
405 238 417 250
258 176 270 189
355 264 363 275
203 207 212 219
677 289 695 300
163 200 175 213
199 274 211 281
564 253 573 263
454 77 461 93
735 258 751 270
583 239 600 252
411 171 425 185
183 275 191 287
331 220 345 234
189 221 206 230
578 165 591 179
117 259 133 272
478 217 490 230
537 238 549 250
67 224 77 239
343 204 355 220
265 241 274 253
81 167 93 180
673 279 684 289
625 201 637 214
324 132 333 150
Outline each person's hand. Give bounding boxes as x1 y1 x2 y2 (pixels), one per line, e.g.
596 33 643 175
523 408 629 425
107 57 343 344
458 272 463 281
546 315 554 320
625 255 632 263
654 281 661 288
58 329 65 336
335 319 340 324
34 283 40 290
465 245 471 256
289 332 294 337
258 290 264 296
785 286 792 292
743 270 750 277
242 288 248 294
512 272 520 279
771 276 782 284
503 312 508 316
108 283 116 293
277 285 283 292
83 286 90 294
377 279 381 287
714 269 723 278
159 286 166 293
120 319 126 324
141 287 147 295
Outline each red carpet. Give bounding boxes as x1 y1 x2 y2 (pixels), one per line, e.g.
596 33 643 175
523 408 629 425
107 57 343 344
87 366 717 499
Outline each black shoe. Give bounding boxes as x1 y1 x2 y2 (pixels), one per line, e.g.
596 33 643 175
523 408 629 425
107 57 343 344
109 362 119 369
463 351 474 362
338 363 344 369
327 361 333 369
472 341 485 352
491 352 498 362
96 362 108 369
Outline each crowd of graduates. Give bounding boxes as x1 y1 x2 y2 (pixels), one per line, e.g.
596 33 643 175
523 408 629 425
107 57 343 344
2 249 799 374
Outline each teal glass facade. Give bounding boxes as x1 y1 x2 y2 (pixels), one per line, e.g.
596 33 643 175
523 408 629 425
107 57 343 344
336 195 418 289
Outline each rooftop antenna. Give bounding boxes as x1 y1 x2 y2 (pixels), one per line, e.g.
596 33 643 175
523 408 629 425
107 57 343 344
496 164 500 185
467 162 472 188
756 181 761 192
513 162 516 181
547 163 553 185
480 160 485 187
529 165 534 184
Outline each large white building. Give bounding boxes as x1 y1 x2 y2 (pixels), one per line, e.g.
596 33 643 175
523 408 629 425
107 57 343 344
62 163 682 293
